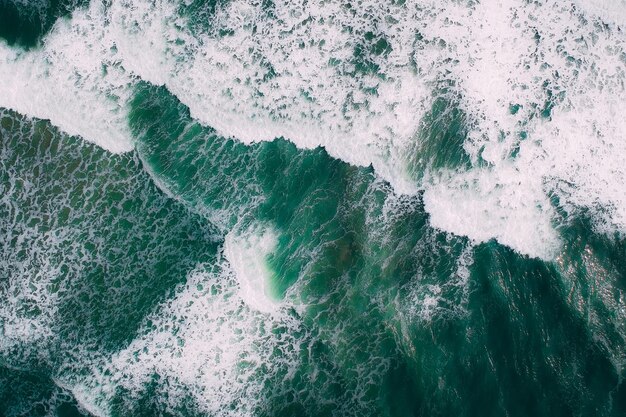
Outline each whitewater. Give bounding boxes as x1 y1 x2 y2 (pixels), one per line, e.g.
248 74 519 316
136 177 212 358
0 0 624 257
1 0 626 416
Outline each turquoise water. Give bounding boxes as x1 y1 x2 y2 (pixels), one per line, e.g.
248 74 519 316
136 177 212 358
1 1 626 416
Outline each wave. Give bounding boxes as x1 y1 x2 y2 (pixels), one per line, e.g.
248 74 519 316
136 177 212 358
2 79 625 416
1 0 625 259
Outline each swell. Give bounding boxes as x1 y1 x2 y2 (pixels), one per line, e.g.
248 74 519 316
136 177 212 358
1 0 625 259
1 80 626 416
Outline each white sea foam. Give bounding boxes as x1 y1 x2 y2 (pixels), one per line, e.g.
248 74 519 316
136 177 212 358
223 225 281 314
105 0 432 192
421 0 626 258
1 0 625 258
0 108 301 415
423 163 562 259
64 253 301 416
0 251 60 351
573 0 626 26
0 2 134 152
54 379 109 417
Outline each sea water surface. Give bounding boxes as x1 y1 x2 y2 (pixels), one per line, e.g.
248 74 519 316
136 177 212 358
1 0 626 416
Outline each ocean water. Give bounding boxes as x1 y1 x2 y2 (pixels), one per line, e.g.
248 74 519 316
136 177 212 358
0 0 625 416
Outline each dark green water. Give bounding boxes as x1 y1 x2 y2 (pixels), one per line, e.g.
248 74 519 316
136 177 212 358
1 1 626 416
0 0 86 48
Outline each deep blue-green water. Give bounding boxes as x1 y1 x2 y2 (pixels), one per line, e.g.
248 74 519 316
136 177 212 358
1 1 626 416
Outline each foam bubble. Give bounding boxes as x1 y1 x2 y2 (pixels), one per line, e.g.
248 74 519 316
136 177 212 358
223 225 281 314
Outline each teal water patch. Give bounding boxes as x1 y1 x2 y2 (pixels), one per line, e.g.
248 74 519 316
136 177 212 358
553 215 626 366
389 236 625 417
407 94 472 180
0 0 87 48
0 365 87 417
466 242 622 416
178 0 231 34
